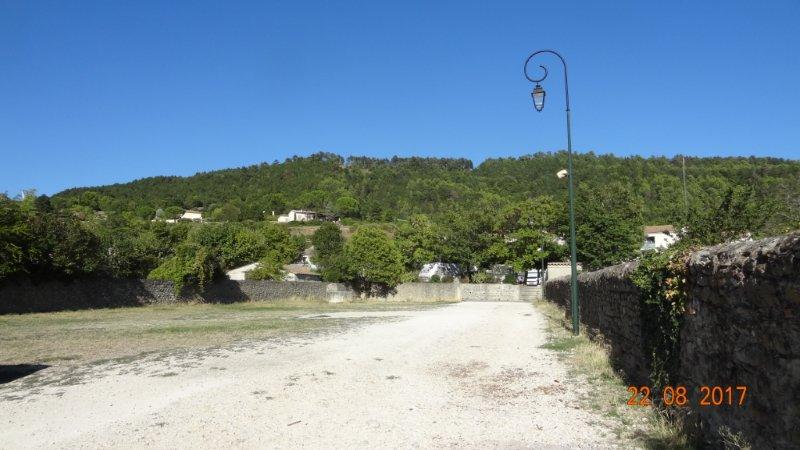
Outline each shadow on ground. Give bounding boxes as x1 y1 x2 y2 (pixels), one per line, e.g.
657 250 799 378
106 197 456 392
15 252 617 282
0 364 49 384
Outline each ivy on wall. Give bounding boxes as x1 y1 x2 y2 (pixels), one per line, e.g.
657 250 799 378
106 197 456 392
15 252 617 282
631 247 691 390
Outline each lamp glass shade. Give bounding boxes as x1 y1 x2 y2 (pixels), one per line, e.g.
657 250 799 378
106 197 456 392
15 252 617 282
531 84 545 112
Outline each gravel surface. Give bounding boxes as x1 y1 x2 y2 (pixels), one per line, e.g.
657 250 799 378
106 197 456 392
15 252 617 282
1 302 627 449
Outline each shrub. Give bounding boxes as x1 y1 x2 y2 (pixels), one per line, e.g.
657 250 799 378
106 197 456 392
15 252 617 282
441 275 454 283
471 271 493 283
148 243 220 293
429 274 440 283
503 273 517 284
400 271 419 283
245 256 285 281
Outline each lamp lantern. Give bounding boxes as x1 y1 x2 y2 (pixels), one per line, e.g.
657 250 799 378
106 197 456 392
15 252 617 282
531 84 546 112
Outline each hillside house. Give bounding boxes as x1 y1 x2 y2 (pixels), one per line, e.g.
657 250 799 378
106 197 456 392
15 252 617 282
180 210 204 222
277 210 323 223
642 225 678 250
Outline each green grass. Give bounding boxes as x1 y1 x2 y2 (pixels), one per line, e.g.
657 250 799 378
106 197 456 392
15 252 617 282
535 301 694 449
540 335 583 352
0 300 449 366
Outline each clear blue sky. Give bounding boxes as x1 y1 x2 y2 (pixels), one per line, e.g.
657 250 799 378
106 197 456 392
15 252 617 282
2 1 798 195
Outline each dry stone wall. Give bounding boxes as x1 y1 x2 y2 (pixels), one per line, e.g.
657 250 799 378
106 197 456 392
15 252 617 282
0 279 349 314
544 260 648 382
544 233 800 448
680 235 800 448
0 280 538 314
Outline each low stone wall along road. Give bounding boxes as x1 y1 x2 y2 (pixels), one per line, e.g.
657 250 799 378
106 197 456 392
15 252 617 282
1 302 627 448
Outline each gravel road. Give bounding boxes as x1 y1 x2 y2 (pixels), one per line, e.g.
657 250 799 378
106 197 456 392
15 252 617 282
1 302 626 449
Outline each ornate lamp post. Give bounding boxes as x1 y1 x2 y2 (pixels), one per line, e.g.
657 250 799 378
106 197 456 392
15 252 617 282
524 49 580 335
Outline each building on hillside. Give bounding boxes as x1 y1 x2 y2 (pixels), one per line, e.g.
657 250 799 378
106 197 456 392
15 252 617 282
418 262 461 282
226 262 260 281
277 209 334 223
153 209 203 223
641 225 678 251
226 248 321 282
546 261 583 280
180 210 204 222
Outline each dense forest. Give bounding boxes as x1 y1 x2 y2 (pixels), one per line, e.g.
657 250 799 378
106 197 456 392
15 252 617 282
2 152 798 292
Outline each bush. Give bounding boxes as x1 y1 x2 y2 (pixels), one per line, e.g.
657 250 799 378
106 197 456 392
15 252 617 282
441 275 454 283
245 256 285 281
471 271 493 283
429 274 440 283
502 273 517 284
401 271 419 283
147 243 220 293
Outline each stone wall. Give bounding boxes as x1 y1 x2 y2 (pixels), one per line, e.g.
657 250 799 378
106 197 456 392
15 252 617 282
543 233 800 448
385 282 538 302
386 282 461 302
680 235 800 448
0 279 350 314
544 260 648 382
460 283 530 302
0 279 538 314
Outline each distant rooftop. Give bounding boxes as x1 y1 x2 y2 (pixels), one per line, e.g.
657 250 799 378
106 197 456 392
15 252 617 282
644 225 675 234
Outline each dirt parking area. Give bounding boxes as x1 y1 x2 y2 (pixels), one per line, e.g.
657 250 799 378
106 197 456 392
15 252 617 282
1 301 631 448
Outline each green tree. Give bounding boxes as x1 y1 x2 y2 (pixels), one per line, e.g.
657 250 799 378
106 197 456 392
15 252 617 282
0 197 29 280
686 185 777 245
212 203 241 222
34 195 54 213
395 214 438 270
311 222 347 281
574 182 644 270
164 206 184 219
344 226 404 292
261 223 304 263
26 213 104 277
334 196 360 218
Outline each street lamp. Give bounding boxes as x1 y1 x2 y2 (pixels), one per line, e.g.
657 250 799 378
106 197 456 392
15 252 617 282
524 49 580 335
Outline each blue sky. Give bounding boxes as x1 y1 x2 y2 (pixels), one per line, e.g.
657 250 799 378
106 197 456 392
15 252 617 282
1 1 798 195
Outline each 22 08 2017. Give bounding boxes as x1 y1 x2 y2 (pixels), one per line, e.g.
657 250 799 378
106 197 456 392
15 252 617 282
626 385 748 407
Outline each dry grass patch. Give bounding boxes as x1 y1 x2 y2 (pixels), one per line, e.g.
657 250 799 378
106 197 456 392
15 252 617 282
0 301 448 366
535 301 693 449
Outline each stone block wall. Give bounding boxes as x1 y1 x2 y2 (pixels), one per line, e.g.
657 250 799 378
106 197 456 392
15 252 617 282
460 283 527 302
386 282 460 302
543 233 800 448
385 283 536 302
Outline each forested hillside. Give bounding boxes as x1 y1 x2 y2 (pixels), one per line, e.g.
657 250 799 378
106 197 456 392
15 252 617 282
3 151 798 292
52 151 800 233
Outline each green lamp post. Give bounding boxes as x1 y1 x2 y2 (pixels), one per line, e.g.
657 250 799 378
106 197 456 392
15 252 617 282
524 49 580 335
